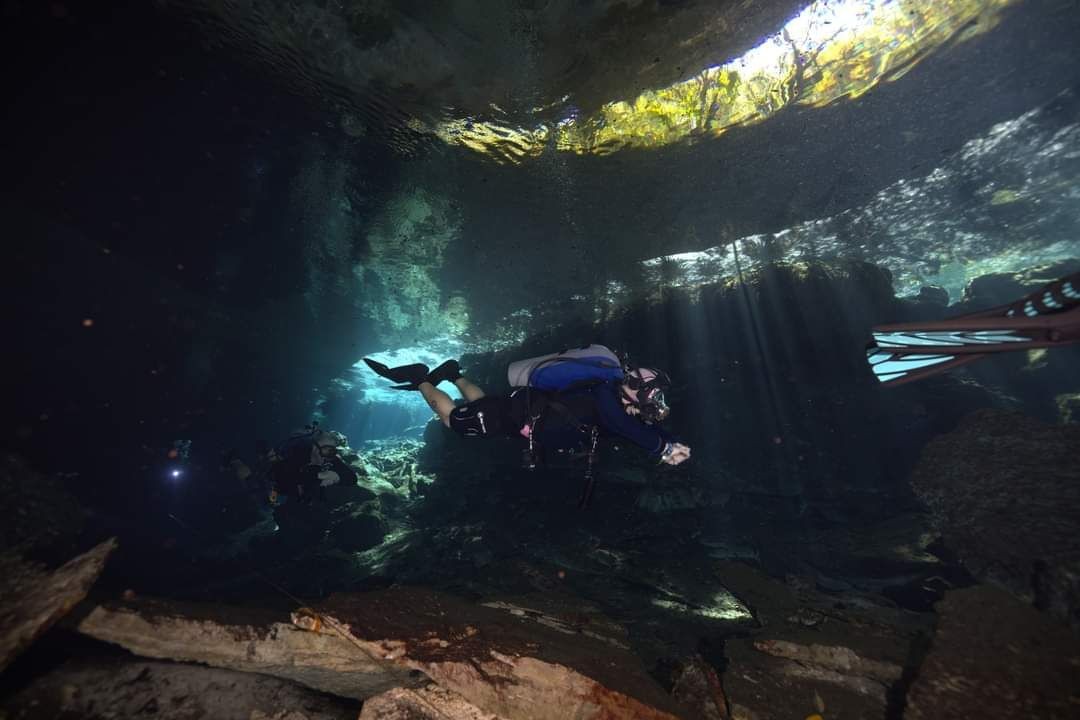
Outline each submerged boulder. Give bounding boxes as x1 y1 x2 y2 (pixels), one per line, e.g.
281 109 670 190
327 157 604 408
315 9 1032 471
960 261 1080 308
725 641 897 720
714 560 930 720
910 408 1080 628
318 587 687 720
0 537 116 673
904 585 1080 719
359 684 498 720
2 658 359 720
328 510 387 552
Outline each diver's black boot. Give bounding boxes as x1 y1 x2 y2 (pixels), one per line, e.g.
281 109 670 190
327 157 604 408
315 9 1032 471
363 358 431 390
427 359 462 386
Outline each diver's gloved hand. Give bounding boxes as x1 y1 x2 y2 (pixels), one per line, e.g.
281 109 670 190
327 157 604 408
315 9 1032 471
659 442 691 466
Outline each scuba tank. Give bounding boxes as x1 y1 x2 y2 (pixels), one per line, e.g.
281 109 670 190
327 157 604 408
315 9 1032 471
507 344 624 390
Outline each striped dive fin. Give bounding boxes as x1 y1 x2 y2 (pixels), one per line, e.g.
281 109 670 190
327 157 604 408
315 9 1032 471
871 329 1032 348
865 347 966 386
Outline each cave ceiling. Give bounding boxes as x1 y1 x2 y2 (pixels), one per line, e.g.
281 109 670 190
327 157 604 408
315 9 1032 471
163 0 1080 351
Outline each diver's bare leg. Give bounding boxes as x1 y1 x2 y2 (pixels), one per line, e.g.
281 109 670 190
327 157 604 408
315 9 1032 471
454 377 485 402
418 382 456 427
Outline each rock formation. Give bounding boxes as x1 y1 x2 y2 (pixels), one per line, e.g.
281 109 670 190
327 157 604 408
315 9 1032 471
904 586 1080 720
359 684 498 720
2 659 360 720
9 547 1074 720
0 452 84 554
0 537 116 672
714 560 928 720
77 586 691 719
910 408 1080 628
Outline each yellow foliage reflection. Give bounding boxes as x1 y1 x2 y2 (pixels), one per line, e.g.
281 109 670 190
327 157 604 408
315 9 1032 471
432 0 1016 162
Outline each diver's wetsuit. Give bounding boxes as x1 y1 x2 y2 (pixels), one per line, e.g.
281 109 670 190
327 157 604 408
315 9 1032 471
448 381 674 458
270 438 357 502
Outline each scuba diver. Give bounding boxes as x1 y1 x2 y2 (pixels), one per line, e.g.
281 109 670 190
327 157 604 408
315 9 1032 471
364 345 691 470
267 426 358 505
866 271 1080 385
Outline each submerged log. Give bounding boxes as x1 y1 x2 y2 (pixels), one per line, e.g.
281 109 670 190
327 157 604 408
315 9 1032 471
0 537 117 672
77 597 421 700
77 586 690 719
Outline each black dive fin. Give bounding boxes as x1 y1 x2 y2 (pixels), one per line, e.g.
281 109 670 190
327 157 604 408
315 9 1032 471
362 358 430 388
427 359 462 386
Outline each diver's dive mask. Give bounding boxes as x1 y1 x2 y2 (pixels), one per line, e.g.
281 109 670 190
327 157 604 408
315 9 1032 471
640 387 670 424
622 367 672 424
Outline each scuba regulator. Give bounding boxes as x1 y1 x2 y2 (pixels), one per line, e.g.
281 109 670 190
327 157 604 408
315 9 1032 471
620 366 672 424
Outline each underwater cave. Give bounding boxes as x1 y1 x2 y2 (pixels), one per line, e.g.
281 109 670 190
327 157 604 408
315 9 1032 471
2 0 1079 718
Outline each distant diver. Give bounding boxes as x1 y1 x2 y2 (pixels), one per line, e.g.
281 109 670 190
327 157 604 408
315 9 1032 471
266 426 357 505
866 271 1080 386
364 344 691 483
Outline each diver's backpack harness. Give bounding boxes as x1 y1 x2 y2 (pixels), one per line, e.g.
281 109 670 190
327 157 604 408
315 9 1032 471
577 425 601 509
507 344 625 391
509 345 626 507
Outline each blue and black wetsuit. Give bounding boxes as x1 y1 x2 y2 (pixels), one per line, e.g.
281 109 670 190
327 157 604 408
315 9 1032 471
448 381 674 459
